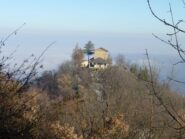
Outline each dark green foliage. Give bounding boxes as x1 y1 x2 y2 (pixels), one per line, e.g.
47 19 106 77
84 41 95 67
84 41 95 56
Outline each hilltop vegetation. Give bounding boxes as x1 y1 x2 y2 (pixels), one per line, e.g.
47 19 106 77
1 42 185 139
0 0 185 138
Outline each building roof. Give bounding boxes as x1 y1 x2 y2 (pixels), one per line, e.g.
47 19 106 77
91 58 108 64
96 47 108 52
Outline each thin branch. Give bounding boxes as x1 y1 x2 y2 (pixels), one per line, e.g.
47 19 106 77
17 41 56 93
169 3 185 62
168 77 185 84
0 23 26 47
167 30 180 36
182 0 185 6
147 0 185 33
173 61 185 65
152 34 185 53
149 1 185 63
145 49 185 129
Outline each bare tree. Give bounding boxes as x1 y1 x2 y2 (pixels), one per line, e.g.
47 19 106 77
72 44 84 68
147 0 185 64
0 25 55 138
146 1 185 137
145 50 185 137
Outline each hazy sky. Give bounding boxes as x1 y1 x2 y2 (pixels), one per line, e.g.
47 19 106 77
0 0 184 69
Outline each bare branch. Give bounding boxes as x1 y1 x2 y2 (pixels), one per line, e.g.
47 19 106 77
167 30 180 36
147 0 185 33
149 0 185 63
182 0 185 6
169 3 185 62
152 34 185 53
0 23 26 47
173 61 185 65
17 41 56 92
168 77 185 84
145 49 185 129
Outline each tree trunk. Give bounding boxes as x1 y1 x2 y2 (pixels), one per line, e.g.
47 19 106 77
88 55 90 68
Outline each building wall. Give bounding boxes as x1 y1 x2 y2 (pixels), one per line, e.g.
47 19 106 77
94 64 108 69
81 60 88 67
94 49 108 60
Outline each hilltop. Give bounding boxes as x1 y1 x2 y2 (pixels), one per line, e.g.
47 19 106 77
1 43 185 139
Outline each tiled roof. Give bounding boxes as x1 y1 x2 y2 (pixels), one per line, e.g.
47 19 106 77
96 47 108 52
91 58 108 64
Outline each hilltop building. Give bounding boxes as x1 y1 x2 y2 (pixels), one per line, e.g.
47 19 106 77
81 47 110 69
94 48 108 60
